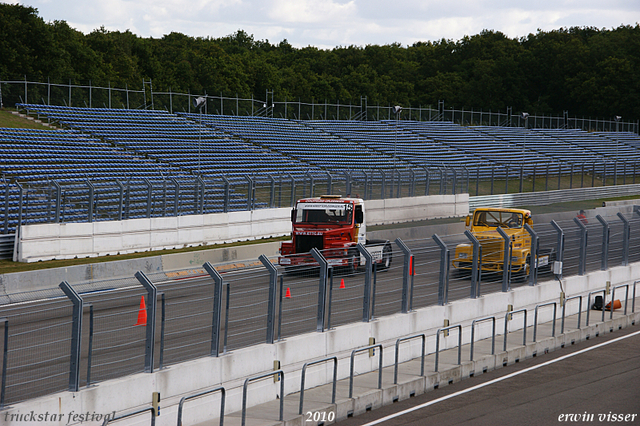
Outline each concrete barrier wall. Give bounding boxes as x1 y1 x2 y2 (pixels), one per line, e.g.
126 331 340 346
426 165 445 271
5 260 637 426
15 194 468 263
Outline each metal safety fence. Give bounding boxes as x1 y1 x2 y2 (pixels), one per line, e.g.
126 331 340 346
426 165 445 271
1 209 640 407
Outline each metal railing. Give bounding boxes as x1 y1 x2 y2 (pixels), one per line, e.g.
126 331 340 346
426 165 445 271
503 309 527 351
393 334 426 384
470 317 496 361
241 370 285 426
299 357 338 415
349 344 383 398
1 209 640 406
533 302 557 342
434 325 462 372
177 386 225 426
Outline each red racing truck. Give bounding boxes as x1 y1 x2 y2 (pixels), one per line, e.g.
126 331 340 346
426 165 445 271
278 195 392 272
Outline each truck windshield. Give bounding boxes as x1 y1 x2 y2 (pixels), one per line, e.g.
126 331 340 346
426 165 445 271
474 211 523 229
295 203 353 224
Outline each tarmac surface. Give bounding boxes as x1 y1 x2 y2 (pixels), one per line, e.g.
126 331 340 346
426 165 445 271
334 325 640 426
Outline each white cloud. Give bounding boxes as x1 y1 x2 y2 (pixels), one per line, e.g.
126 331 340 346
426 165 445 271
3 0 639 47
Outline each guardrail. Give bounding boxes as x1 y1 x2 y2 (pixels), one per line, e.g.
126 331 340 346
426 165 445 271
470 317 496 361
561 295 582 334
349 345 383 398
503 309 527 351
242 370 285 426
394 334 426 384
299 357 338 415
0 234 14 259
177 386 225 426
533 302 557 342
434 325 462 372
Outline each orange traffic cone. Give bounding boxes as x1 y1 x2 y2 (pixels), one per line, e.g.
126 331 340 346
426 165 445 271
135 296 147 326
285 287 291 298
340 279 346 289
605 299 622 311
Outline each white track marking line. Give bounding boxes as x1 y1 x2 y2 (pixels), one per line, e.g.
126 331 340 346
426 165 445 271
360 329 640 426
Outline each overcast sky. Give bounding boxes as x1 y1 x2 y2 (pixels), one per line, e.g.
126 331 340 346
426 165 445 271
6 0 640 49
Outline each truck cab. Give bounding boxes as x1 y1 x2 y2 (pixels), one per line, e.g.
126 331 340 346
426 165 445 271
452 207 550 278
279 195 391 271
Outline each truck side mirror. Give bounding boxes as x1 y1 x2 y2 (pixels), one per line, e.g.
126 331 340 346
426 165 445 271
355 209 363 224
526 217 533 226
291 209 296 222
465 215 471 227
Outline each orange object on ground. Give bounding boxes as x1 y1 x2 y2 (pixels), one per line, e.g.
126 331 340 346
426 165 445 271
285 287 291 298
340 279 346 289
135 296 147 326
605 299 622 311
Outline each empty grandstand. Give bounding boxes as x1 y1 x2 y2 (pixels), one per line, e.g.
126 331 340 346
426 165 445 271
1 102 640 234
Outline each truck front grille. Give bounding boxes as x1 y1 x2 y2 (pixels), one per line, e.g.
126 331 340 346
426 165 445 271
295 235 324 254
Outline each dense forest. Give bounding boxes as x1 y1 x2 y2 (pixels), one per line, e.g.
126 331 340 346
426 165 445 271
1 3 639 120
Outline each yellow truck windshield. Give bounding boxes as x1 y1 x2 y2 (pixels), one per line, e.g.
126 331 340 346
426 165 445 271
474 211 523 229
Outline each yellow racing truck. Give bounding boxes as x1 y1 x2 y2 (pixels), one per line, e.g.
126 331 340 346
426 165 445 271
452 207 552 279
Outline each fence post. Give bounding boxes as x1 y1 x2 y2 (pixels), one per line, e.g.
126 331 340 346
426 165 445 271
197 176 205 215
464 230 481 298
203 262 223 356
3 181 9 234
496 227 512 292
171 178 180 217
144 178 153 218
134 271 158 373
573 217 588 276
222 176 230 213
245 176 254 211
15 181 23 229
395 238 413 312
424 167 431 196
432 234 450 306
617 213 630 266
116 180 125 221
595 215 609 271
58 281 83 392
550 220 565 279
258 255 278 343
357 243 374 322
310 248 328 332
269 175 276 208
524 224 538 286
52 181 62 223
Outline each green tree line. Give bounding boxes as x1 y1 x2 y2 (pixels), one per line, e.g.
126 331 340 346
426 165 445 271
1 3 639 120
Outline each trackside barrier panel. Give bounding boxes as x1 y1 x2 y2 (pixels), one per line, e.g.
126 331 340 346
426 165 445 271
102 407 154 426
203 262 224 357
524 224 538 286
394 334 425 384
611 284 630 319
395 238 412 313
503 309 527 351
310 248 329 332
586 289 606 326
242 370 285 426
470 317 496 361
596 215 610 271
135 271 158 373
533 302 557 342
59 281 83 392
561 295 582 334
432 234 450 306
435 325 462 372
349 345 383 398
299 357 338 415
464 230 481 299
0 318 7 409
177 386 225 426
496 227 512 293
